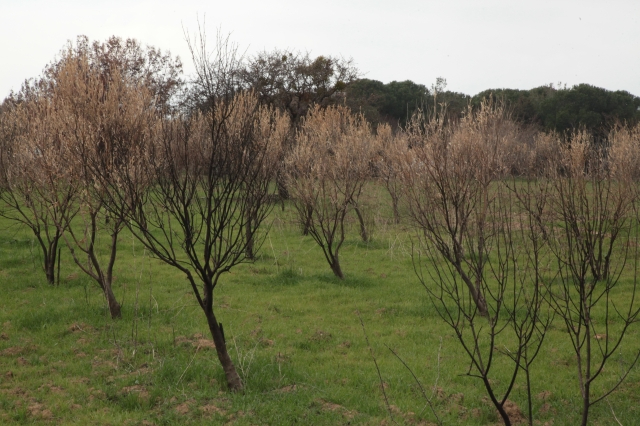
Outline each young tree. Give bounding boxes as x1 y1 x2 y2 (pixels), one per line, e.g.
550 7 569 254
404 100 552 425
285 105 376 279
0 83 77 285
540 130 640 425
93 88 286 390
402 100 518 316
375 123 407 224
52 47 161 319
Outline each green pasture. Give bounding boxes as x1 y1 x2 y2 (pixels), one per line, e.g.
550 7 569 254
1 188 639 425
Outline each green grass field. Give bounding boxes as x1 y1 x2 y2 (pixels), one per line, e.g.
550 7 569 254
1 193 640 425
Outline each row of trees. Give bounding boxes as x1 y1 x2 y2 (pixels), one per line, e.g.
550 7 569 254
279 97 640 425
392 103 640 426
344 78 640 136
2 34 640 424
0 34 294 392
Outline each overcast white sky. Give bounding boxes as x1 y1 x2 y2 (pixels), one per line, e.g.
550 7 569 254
2 0 639 99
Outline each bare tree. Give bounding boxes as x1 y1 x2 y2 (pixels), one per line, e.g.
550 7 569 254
0 82 77 285
414 180 552 425
540 130 640 426
92 86 286 391
52 46 161 318
402 100 517 315
404 100 552 424
375 123 407 224
285 105 376 279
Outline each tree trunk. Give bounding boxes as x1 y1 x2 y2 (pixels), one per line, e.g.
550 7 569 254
353 204 370 242
330 254 344 280
581 386 590 426
276 172 289 202
391 194 400 224
103 281 122 319
302 204 313 236
245 206 255 260
44 247 57 285
483 377 512 426
470 284 488 317
204 308 243 392
456 265 489 317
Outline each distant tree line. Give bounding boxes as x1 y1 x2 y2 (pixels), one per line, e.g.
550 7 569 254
345 78 640 136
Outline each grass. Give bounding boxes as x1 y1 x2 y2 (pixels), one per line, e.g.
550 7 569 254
1 191 640 425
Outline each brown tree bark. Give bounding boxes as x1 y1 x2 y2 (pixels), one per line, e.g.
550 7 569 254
204 308 243 392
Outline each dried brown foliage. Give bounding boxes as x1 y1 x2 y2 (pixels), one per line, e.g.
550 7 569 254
285 105 377 278
402 100 553 425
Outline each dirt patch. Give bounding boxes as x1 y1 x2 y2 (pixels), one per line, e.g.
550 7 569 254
193 339 216 350
502 399 526 424
539 402 554 415
17 357 29 365
175 402 191 415
1 346 30 356
28 401 53 419
0 333 8 340
317 399 357 419
200 403 227 416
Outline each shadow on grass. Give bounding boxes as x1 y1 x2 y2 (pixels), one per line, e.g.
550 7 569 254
267 268 304 286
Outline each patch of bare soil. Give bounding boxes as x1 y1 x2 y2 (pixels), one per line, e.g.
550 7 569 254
0 333 8 340
1 345 32 357
200 403 227 417
175 402 191 415
502 399 526 425
193 339 216 350
28 401 53 420
317 398 357 420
